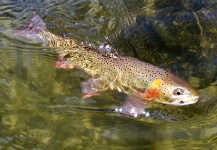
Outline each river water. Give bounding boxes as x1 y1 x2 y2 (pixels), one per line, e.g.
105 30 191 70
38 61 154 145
0 0 217 149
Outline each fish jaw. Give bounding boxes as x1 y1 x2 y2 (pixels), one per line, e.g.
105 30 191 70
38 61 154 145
155 83 199 106
158 94 199 106
134 76 200 106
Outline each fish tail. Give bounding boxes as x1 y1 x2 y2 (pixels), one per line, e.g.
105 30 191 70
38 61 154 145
14 12 47 42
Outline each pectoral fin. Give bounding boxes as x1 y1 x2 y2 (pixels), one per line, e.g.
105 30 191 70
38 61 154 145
121 96 149 117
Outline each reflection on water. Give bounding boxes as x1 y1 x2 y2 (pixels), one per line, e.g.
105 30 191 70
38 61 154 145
0 0 217 149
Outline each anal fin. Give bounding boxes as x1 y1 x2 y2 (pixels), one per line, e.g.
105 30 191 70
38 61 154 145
55 60 75 69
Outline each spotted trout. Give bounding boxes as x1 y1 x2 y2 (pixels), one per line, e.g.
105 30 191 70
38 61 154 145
14 13 199 116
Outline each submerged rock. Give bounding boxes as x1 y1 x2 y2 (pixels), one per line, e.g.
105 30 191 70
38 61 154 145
114 0 217 88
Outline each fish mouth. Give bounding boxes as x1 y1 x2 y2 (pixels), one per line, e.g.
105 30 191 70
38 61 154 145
164 95 199 106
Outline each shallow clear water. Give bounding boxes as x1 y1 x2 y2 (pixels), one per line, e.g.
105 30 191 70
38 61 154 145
0 0 217 149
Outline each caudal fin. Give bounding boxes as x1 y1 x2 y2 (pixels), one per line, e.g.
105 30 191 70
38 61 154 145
14 12 47 41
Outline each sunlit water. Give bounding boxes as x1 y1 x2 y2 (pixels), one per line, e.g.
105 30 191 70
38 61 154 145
0 0 217 149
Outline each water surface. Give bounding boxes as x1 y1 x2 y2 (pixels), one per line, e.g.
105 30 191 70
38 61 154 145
0 0 217 149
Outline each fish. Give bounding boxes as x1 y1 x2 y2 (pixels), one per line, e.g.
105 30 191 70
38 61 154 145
14 13 199 116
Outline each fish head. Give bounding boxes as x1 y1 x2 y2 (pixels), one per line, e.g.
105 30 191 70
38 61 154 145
146 76 199 106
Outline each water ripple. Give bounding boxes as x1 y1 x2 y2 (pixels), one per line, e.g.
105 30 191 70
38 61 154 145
0 0 217 149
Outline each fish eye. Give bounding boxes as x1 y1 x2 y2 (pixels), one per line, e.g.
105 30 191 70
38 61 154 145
179 100 184 104
173 88 184 96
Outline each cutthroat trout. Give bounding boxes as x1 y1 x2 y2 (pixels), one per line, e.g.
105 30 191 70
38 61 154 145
14 13 199 116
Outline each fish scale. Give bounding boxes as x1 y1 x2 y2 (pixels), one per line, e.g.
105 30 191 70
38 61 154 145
14 13 199 115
